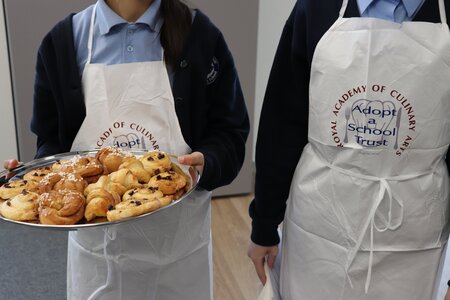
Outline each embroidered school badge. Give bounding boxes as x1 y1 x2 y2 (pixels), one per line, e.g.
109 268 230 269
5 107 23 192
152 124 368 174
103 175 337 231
207 56 219 85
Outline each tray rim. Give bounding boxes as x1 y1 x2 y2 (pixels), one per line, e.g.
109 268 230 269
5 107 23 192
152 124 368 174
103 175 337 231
0 149 200 230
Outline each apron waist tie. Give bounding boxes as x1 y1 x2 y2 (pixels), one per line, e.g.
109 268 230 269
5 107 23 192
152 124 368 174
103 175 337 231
327 164 433 293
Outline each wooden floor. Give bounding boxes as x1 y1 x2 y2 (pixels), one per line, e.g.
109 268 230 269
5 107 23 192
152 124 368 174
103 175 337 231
211 194 262 300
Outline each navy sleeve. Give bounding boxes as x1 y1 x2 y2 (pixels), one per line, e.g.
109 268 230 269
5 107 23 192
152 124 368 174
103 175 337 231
196 32 250 191
30 15 85 159
249 1 310 246
31 36 63 159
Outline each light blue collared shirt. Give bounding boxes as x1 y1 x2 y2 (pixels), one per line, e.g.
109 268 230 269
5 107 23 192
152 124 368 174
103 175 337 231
357 0 425 22
73 0 163 75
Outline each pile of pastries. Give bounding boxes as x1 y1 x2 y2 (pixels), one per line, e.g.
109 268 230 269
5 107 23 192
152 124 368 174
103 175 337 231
0 147 190 225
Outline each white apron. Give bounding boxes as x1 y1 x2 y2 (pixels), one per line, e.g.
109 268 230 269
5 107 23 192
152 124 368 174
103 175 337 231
67 5 212 300
281 0 450 299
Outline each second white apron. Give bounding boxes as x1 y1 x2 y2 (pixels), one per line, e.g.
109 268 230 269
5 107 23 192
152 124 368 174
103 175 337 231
281 0 450 299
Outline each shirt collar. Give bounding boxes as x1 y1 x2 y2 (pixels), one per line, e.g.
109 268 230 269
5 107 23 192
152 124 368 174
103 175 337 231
357 0 374 15
402 0 423 17
97 0 162 35
357 0 423 18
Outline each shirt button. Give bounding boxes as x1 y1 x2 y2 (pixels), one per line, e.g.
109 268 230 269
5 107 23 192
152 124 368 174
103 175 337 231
180 60 188 68
127 45 134 52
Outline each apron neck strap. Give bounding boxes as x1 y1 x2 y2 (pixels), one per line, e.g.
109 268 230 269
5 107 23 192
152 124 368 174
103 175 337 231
339 0 447 24
439 0 448 25
339 0 349 18
86 3 97 66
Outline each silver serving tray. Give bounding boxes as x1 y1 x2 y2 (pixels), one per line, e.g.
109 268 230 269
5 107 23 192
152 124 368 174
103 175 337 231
0 149 200 230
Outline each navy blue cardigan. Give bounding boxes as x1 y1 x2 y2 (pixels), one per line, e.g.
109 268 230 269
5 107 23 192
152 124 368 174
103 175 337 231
250 0 450 246
30 10 249 192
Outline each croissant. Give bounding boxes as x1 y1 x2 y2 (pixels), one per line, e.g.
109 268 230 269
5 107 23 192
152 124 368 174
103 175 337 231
84 175 128 197
95 147 130 173
84 188 121 221
109 169 141 190
118 157 150 183
38 190 85 225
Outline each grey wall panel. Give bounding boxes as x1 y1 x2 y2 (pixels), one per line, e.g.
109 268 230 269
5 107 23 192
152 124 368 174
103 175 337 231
189 0 257 196
0 1 17 161
4 0 95 162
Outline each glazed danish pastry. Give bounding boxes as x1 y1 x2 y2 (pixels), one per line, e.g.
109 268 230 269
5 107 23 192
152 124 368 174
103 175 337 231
51 156 104 179
38 172 87 194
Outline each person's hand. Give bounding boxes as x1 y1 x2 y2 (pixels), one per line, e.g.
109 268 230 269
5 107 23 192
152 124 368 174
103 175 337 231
445 286 450 300
247 240 279 285
177 152 204 174
3 159 20 170
3 159 21 180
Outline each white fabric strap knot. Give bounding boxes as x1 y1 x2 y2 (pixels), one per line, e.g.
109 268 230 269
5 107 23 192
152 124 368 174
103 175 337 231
327 163 433 293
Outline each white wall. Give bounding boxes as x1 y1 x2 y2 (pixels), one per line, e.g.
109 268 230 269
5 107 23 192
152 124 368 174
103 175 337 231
254 0 296 158
0 1 17 161
189 0 258 195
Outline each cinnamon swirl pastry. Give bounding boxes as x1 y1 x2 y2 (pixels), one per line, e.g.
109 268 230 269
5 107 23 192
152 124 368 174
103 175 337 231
23 166 52 183
0 179 33 200
140 152 171 176
0 190 39 221
122 187 172 206
148 171 187 195
106 198 163 222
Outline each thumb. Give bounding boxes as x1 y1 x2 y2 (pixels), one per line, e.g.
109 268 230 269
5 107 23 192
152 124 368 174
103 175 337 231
3 159 20 170
178 152 203 166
